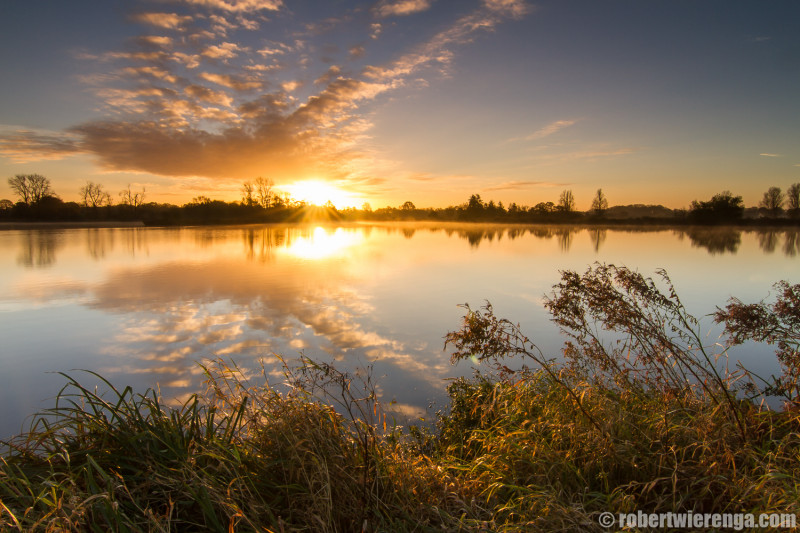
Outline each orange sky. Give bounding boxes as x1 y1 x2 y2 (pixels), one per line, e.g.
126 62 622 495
1 0 799 209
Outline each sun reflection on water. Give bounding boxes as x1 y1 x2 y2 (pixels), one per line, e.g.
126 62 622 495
282 226 364 260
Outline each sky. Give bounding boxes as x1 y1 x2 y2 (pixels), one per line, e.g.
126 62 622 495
0 0 798 209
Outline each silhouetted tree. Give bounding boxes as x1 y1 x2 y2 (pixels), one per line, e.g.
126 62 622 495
189 195 213 205
401 201 416 210
786 183 800 213
361 202 372 212
119 184 146 211
590 188 608 216
532 201 556 215
690 191 744 223
0 199 13 210
467 194 484 211
760 186 784 215
254 176 273 208
558 189 575 212
8 174 52 205
241 181 255 207
79 181 112 207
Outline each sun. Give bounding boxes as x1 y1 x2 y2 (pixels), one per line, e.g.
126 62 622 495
283 180 360 209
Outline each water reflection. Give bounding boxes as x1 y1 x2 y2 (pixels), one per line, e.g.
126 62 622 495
2 222 799 439
13 225 800 268
784 231 799 257
757 230 780 254
17 231 62 268
676 227 741 255
87 228 115 259
283 227 364 260
589 228 607 252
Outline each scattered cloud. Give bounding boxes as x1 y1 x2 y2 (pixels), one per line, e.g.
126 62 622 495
198 72 263 90
0 128 84 162
281 80 301 93
519 119 577 141
122 66 180 84
172 52 201 68
202 41 247 59
185 85 233 107
0 0 534 188
314 65 342 85
131 12 193 30
375 0 433 18
482 0 531 18
760 153 781 157
534 147 638 162
349 45 365 59
137 35 174 48
484 180 565 191
177 0 283 12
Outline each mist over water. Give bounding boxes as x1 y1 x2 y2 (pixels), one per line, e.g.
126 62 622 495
1 223 798 439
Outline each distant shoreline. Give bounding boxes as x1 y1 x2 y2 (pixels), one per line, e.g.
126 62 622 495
0 221 145 230
1 217 798 231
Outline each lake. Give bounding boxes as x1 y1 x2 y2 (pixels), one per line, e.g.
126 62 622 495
1 223 798 439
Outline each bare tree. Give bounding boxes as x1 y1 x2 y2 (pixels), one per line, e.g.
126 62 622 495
8 175 31 204
590 188 608 215
558 189 575 212
254 176 274 208
119 184 145 210
760 186 784 214
8 174 52 205
787 183 800 211
241 181 255 206
80 181 112 207
28 174 52 205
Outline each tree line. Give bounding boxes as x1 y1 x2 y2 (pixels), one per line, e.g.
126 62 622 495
2 173 800 225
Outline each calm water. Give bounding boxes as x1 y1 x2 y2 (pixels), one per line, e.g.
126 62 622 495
1 223 798 439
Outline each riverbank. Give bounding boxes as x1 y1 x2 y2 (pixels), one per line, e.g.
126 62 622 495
0 220 145 230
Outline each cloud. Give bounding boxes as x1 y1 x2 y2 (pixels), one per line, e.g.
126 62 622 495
0 129 84 162
198 72 263 90
202 42 246 59
365 3 527 82
483 0 531 18
375 0 433 18
760 153 781 157
484 180 565 191
137 35 174 48
172 52 202 68
122 66 180 84
533 147 638 163
349 45 365 59
314 65 342 85
520 119 577 141
178 0 283 12
0 0 533 187
131 12 193 29
185 85 234 107
281 80 301 93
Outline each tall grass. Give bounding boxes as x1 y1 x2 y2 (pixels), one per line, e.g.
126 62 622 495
2 265 799 531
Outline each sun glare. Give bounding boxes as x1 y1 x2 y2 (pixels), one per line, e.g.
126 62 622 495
283 226 363 260
283 180 360 209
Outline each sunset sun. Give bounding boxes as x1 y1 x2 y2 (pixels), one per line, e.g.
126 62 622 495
283 180 361 209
